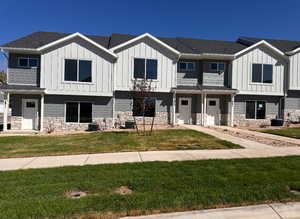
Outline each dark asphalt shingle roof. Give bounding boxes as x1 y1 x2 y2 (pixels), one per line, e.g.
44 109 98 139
1 31 110 49
238 36 300 53
1 31 247 55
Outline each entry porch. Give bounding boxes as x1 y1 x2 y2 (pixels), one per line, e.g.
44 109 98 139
173 86 237 126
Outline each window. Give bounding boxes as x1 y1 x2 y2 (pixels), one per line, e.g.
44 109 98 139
65 102 92 123
209 62 225 72
179 61 195 71
132 97 156 117
18 57 39 68
209 100 216 106
246 101 266 119
252 64 273 83
64 59 92 82
181 100 189 105
26 102 35 108
134 58 157 79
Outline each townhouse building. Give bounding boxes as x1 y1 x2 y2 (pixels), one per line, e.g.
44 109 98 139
0 31 299 131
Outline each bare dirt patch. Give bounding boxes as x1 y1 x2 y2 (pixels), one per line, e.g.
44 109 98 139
66 191 88 199
114 186 133 195
212 127 300 147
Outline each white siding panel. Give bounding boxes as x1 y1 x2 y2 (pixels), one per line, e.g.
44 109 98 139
289 52 300 90
42 38 113 96
232 45 285 96
114 38 177 92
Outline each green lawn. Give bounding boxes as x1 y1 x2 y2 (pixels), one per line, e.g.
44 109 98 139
0 129 241 158
1 156 300 219
260 127 300 139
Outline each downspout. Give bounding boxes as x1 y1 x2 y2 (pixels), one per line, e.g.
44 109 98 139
281 56 289 121
112 61 116 128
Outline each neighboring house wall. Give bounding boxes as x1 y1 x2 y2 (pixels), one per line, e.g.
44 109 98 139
289 52 300 90
114 38 178 92
232 45 286 96
115 91 173 125
41 37 114 96
177 59 200 86
8 53 40 86
234 95 281 126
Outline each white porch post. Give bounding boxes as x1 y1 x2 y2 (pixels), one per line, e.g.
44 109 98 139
172 91 176 126
203 93 207 126
201 93 204 126
230 94 235 127
3 92 9 132
40 94 44 132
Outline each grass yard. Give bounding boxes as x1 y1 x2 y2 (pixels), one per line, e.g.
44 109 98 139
0 156 300 219
260 127 300 139
0 129 240 158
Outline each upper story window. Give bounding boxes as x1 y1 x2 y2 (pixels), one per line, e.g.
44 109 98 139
179 61 195 71
134 58 157 80
252 64 273 84
64 59 92 82
209 62 225 72
18 57 39 68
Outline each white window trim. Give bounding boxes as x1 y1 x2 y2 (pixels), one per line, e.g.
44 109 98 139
133 57 158 80
64 101 93 124
251 63 273 85
179 61 196 72
63 59 93 83
208 62 225 72
245 100 267 120
18 57 40 68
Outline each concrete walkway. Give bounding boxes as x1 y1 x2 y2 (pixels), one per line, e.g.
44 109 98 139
1 125 300 171
122 202 300 219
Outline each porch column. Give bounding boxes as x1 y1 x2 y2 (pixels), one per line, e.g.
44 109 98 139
201 93 204 125
172 91 176 126
40 94 44 132
203 93 207 126
3 92 9 132
230 94 235 127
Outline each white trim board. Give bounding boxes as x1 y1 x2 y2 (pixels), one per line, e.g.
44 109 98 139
110 33 181 56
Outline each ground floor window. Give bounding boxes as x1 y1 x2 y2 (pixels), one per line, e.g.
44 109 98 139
132 97 156 117
246 101 266 119
65 102 92 123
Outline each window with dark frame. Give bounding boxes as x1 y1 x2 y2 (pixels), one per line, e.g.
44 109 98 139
18 57 39 68
132 97 156 117
134 58 157 79
178 61 195 71
64 59 92 82
252 64 273 83
209 62 225 72
65 102 92 123
246 101 266 119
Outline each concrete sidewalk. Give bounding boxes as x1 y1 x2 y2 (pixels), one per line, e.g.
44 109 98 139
122 202 300 219
1 125 300 171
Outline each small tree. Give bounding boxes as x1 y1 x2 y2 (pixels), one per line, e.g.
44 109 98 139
131 78 156 136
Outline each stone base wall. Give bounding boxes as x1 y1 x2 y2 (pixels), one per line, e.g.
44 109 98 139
285 110 300 123
11 116 22 130
115 111 170 126
233 114 277 127
43 117 113 132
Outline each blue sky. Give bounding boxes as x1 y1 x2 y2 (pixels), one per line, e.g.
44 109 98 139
1 0 300 70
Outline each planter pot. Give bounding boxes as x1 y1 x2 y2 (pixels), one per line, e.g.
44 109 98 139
125 120 136 129
88 123 99 131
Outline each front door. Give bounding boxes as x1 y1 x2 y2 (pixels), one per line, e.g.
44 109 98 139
22 99 38 130
178 97 191 124
206 98 220 126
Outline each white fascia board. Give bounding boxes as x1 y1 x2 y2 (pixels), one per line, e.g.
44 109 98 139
0 47 40 53
110 33 180 56
286 47 300 55
234 40 286 58
180 53 235 60
37 32 118 58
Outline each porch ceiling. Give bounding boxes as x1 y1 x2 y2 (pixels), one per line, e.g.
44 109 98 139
0 84 45 94
174 85 238 95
